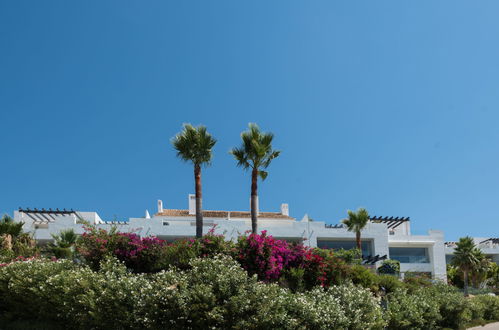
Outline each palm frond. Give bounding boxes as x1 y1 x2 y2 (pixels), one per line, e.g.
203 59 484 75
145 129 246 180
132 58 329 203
171 123 217 166
231 123 280 175
342 208 369 232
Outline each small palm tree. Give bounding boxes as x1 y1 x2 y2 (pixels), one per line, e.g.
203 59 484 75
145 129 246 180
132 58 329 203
230 123 280 234
452 236 482 296
50 229 78 259
0 214 23 238
51 229 78 249
342 208 369 253
172 124 217 238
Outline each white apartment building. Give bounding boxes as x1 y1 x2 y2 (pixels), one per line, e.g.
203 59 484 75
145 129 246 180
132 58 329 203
13 194 447 280
445 238 499 264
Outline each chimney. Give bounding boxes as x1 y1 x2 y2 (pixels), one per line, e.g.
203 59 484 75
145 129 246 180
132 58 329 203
188 194 196 215
157 200 163 213
280 203 289 216
249 197 259 215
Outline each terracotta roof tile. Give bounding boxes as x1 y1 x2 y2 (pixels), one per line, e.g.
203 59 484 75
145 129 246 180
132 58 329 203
156 209 294 220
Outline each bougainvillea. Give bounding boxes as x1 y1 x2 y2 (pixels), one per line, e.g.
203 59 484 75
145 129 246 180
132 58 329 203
77 226 342 288
236 231 329 287
77 226 167 272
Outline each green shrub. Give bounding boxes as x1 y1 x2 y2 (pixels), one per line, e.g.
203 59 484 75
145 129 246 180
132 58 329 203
280 267 306 292
158 239 201 269
447 264 464 288
328 283 386 329
0 215 24 237
425 284 472 329
403 273 433 293
377 274 403 294
378 259 400 275
468 297 486 322
386 288 441 329
0 258 76 322
385 284 488 329
332 248 362 265
348 265 379 291
311 248 351 287
472 295 499 321
50 246 73 259
0 255 389 329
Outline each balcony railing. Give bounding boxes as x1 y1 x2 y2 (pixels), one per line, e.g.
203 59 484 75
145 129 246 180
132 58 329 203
390 255 429 264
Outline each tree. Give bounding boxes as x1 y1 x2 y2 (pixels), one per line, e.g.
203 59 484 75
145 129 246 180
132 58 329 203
0 214 23 238
471 253 492 289
230 123 280 234
49 229 78 259
172 124 216 238
342 208 369 253
452 236 482 296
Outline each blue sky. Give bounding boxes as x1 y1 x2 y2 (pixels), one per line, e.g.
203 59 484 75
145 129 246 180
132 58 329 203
1 1 498 240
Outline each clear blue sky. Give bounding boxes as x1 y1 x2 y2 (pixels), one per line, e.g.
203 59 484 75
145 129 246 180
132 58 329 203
1 1 498 241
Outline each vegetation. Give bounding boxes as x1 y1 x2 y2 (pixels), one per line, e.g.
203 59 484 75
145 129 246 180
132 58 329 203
172 124 217 238
0 224 499 329
0 214 24 239
451 236 483 296
0 215 38 262
342 208 369 252
378 259 400 275
230 123 280 234
48 229 77 259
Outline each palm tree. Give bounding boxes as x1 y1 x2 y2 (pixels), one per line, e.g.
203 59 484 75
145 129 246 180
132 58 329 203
50 229 78 259
51 229 78 249
0 214 23 238
230 123 280 234
452 236 482 296
342 208 369 253
172 124 217 238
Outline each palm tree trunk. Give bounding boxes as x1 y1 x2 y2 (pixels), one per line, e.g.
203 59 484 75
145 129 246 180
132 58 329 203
356 231 362 255
463 269 469 297
194 164 203 238
250 168 258 234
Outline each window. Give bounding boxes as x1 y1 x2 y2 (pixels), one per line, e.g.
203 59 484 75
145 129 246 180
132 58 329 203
317 239 373 256
389 247 429 263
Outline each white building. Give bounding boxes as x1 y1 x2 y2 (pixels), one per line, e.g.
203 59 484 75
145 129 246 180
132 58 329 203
13 194 447 280
445 238 499 264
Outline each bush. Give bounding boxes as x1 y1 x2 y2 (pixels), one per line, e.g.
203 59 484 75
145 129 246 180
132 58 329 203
312 248 351 286
76 226 121 269
332 248 362 265
378 259 400 275
77 226 172 273
0 255 388 329
77 225 238 273
386 288 441 329
384 284 495 329
348 265 379 291
377 274 403 294
0 258 76 322
236 231 331 290
473 295 499 321
327 283 386 329
403 273 433 293
417 283 480 329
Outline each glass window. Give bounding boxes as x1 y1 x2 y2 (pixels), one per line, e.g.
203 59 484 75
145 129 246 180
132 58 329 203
317 240 373 256
389 247 429 263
